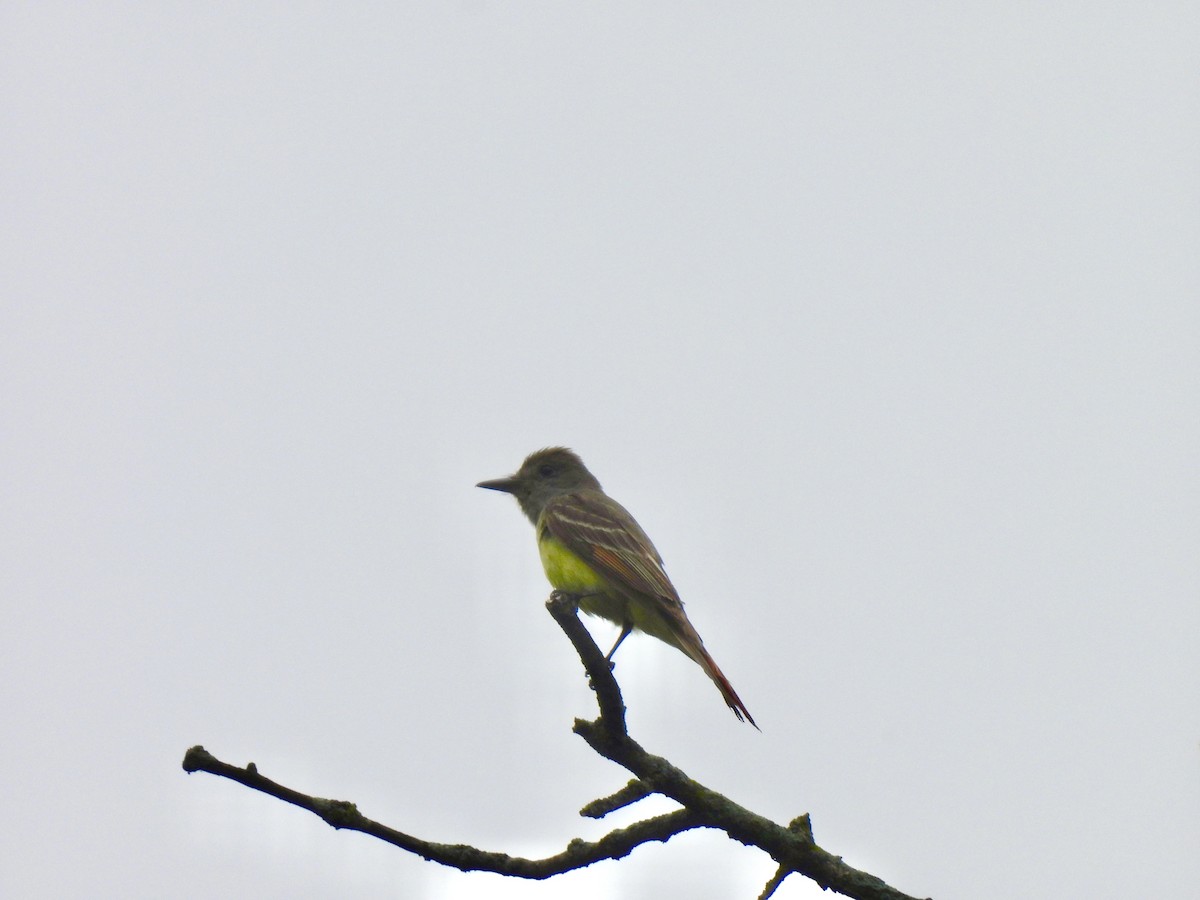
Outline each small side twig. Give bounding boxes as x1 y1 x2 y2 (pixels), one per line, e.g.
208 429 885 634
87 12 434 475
580 779 654 819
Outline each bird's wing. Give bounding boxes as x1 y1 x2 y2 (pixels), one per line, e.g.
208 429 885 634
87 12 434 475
543 490 757 727
541 491 681 605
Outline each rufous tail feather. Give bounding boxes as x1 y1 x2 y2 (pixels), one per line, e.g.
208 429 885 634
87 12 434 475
692 644 758 730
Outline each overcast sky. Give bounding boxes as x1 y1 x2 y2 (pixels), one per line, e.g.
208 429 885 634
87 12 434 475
2 5 1197 899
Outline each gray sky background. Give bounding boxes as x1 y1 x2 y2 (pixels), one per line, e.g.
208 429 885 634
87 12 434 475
3 5 1197 899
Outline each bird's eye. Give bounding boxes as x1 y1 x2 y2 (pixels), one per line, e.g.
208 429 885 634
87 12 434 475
538 464 556 478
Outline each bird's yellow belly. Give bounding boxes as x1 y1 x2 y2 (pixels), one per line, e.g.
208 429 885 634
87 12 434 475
538 535 602 592
538 535 629 626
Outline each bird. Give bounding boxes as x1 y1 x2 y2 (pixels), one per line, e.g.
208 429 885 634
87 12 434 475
477 447 756 727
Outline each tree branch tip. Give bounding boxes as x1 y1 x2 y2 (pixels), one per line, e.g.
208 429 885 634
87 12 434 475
546 591 579 613
182 745 215 772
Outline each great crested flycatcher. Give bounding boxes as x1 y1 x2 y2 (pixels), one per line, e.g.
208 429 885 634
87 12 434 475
478 447 756 727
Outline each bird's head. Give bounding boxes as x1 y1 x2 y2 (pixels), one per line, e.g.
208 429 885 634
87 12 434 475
477 447 601 524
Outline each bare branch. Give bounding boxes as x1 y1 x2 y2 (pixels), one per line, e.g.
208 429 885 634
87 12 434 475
183 593 930 899
181 746 705 878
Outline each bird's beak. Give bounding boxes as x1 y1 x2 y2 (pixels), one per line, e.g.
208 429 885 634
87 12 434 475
476 476 518 494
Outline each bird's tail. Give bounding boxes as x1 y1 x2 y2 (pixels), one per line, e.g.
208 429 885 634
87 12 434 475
693 645 758 729
644 600 758 728
667 623 757 729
